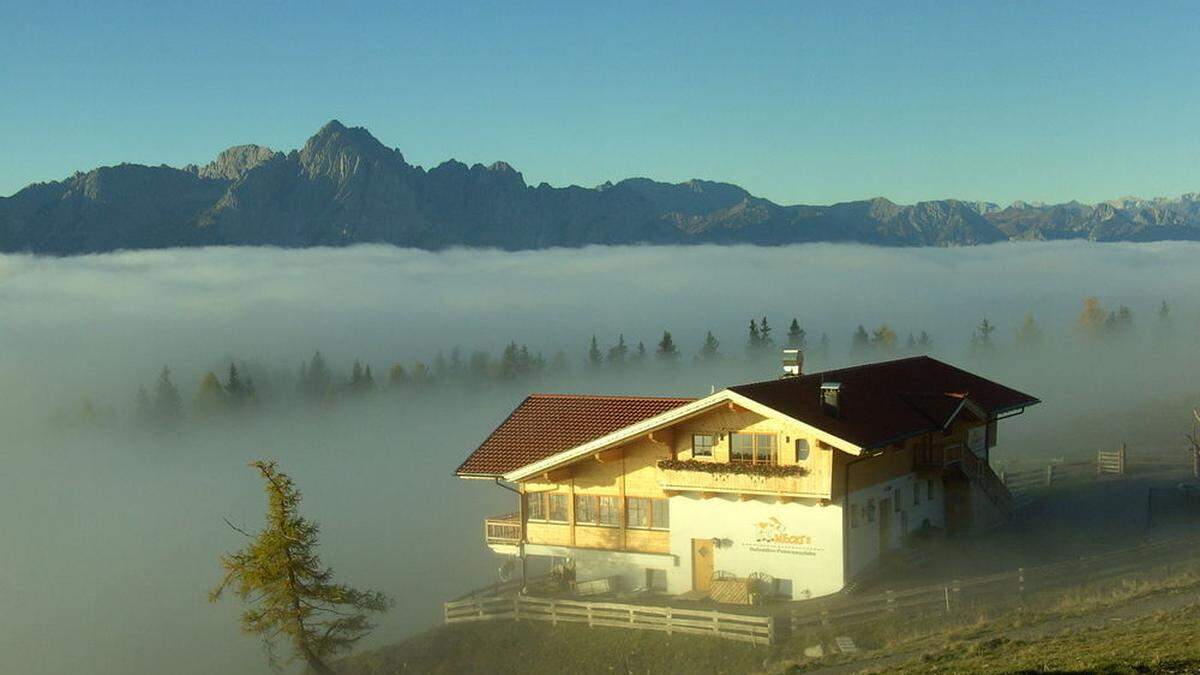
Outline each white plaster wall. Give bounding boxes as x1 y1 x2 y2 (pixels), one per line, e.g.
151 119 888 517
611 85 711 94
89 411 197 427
666 494 844 600
843 472 944 579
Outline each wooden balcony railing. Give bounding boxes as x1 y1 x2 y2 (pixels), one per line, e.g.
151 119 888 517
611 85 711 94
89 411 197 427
656 462 831 498
484 513 522 546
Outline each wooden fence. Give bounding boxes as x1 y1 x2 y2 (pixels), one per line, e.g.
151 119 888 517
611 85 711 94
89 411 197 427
444 595 774 644
998 444 1199 511
785 534 1200 635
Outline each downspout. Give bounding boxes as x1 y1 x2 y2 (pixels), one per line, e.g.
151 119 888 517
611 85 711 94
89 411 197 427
494 477 527 593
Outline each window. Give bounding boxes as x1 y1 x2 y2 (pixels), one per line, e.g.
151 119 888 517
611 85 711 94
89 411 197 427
626 497 649 528
775 578 793 598
526 493 545 521
626 497 669 530
651 499 669 529
646 568 668 591
575 494 596 524
599 496 621 526
795 438 810 461
731 433 777 464
692 434 715 457
913 483 920 506
894 494 901 512
867 499 877 523
926 478 935 501
548 493 568 522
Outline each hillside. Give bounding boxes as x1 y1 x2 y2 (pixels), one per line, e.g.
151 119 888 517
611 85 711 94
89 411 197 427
2 120 1199 254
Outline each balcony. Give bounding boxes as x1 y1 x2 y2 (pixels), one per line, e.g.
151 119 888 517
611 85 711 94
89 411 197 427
656 460 831 499
484 513 522 553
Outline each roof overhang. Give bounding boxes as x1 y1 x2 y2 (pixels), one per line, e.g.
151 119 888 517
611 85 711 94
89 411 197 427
501 388 864 482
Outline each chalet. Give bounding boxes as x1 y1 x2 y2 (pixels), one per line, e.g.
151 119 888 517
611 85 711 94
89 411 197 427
456 354 1038 601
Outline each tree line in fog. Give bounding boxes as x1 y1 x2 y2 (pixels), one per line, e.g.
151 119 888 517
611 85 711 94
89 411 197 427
50 296 1176 433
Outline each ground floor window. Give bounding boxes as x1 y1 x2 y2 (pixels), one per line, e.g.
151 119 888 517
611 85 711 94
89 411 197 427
526 492 545 520
646 568 667 591
548 493 568 522
626 497 669 529
573 495 620 527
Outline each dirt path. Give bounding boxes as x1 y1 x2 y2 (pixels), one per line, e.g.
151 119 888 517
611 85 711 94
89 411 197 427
800 585 1200 674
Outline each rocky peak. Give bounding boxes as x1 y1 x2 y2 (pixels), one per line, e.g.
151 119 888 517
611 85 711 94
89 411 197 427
195 145 279 181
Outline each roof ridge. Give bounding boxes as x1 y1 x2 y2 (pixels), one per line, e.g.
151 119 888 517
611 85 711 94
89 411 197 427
527 392 698 401
733 355 939 390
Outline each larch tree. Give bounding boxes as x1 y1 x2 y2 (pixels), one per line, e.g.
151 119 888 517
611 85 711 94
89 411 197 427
211 461 392 674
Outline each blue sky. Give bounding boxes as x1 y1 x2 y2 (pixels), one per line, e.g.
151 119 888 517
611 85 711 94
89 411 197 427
2 1 1197 204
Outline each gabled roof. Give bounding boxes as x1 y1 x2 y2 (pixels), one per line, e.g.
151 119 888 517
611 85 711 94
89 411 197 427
729 356 1039 450
455 394 696 478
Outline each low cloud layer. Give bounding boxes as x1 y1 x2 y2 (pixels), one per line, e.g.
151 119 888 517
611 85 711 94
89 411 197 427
2 241 1198 675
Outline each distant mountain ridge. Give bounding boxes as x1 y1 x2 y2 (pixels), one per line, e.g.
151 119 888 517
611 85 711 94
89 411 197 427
2 120 1199 254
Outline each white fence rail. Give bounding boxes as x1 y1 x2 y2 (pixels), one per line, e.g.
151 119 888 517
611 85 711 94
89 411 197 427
444 595 774 644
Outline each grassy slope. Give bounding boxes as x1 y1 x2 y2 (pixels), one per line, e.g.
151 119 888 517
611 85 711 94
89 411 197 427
892 604 1200 674
338 620 772 674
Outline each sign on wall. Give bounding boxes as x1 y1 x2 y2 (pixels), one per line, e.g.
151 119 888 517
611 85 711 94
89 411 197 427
746 516 822 556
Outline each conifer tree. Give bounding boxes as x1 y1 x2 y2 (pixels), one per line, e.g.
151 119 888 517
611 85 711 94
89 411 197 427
362 365 374 391
211 461 392 674
656 331 679 361
225 362 249 411
1158 300 1171 323
699 331 720 360
746 319 761 355
816 333 831 362
606 334 629 367
759 316 774 350
971 318 996 353
916 330 933 352
786 319 806 350
448 347 464 379
433 350 448 380
632 341 647 364
587 335 603 367
153 366 184 428
851 325 870 357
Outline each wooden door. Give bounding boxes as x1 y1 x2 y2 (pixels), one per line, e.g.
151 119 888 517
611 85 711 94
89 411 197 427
878 498 892 552
692 539 714 592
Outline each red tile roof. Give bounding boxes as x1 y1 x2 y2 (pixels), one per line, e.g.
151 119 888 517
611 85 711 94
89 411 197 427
455 394 697 477
730 356 1039 450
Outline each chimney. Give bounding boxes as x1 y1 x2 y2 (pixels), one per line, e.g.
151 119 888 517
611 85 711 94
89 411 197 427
782 349 803 377
821 381 842 416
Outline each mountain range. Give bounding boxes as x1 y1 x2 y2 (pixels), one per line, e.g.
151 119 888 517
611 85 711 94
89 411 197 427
3 120 1199 254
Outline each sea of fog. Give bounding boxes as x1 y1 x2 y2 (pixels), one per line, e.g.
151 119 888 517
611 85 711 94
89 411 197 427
2 241 1199 675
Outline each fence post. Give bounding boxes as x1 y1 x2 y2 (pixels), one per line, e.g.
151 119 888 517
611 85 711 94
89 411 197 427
477 599 484 619
666 606 673 636
587 604 593 627
1017 567 1026 612
943 585 950 613
712 610 720 634
513 596 520 621
886 589 896 612
1120 442 1127 476
1045 464 1055 486
767 615 776 645
551 600 558 626
952 579 962 610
